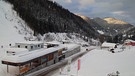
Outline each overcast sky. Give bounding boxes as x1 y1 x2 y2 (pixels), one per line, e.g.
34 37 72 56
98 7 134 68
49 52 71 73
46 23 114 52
52 0 135 25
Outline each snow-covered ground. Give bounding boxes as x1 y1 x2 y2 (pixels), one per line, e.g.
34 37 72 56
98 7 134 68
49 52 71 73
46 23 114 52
0 1 33 76
1 1 135 76
0 0 33 47
50 45 135 76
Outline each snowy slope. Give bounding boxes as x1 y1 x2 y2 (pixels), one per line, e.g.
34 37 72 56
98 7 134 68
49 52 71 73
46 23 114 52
50 45 135 76
0 0 96 46
0 0 33 47
0 1 33 76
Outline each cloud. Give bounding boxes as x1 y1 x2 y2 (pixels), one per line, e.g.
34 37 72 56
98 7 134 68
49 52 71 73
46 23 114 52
66 0 72 3
78 0 95 9
52 0 135 25
112 11 128 16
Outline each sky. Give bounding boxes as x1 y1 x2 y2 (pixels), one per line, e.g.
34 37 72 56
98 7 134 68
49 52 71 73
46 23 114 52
52 0 135 25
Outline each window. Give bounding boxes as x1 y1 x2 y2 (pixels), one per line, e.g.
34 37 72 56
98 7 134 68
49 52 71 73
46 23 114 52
48 53 54 61
35 45 37 48
41 55 48 63
25 46 27 48
38 45 40 47
41 45 43 48
58 51 62 56
31 46 33 49
18 45 20 48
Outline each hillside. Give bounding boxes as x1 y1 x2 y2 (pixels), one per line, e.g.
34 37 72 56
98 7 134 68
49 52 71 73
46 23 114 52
77 14 108 35
5 0 99 39
123 27 135 40
0 0 33 46
93 17 134 36
0 0 99 46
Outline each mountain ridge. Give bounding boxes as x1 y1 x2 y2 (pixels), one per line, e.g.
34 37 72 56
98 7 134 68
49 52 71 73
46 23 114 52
93 17 134 36
103 17 129 25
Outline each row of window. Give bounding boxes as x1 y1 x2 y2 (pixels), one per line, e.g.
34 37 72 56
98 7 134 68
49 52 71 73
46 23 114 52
19 52 54 74
17 44 43 49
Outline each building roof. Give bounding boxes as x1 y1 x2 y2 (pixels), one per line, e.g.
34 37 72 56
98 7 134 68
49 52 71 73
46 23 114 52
45 41 61 45
101 42 116 48
16 41 43 45
6 48 29 53
125 39 135 43
2 45 65 63
62 44 80 51
2 43 80 65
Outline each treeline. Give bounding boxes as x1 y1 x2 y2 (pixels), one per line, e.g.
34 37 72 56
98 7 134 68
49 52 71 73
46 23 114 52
5 0 99 38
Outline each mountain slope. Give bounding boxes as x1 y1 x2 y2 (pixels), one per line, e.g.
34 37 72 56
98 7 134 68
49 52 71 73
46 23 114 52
0 0 33 46
123 27 135 40
93 17 133 36
5 0 99 39
77 14 109 35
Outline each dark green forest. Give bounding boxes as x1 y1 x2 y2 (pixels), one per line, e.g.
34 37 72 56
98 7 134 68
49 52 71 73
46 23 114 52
5 0 99 39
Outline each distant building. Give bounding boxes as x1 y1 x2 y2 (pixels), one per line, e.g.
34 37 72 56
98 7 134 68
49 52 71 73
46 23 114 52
124 39 135 46
14 41 44 51
101 42 117 49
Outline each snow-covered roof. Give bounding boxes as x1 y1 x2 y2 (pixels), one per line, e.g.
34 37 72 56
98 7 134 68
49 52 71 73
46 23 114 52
6 48 29 53
101 42 116 48
2 45 65 63
62 40 70 42
62 44 80 51
45 41 61 45
16 41 43 45
97 30 104 34
125 39 135 43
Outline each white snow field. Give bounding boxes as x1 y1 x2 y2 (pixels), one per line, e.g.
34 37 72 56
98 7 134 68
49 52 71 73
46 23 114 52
50 45 135 76
0 0 32 76
0 0 33 47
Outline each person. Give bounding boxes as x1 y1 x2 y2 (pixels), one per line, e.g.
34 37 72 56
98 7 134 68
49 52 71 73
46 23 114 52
114 45 117 48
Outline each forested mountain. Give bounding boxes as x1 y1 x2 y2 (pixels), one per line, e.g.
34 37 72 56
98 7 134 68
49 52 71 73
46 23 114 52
77 14 109 35
93 17 134 36
77 15 135 43
5 0 99 39
122 27 135 40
